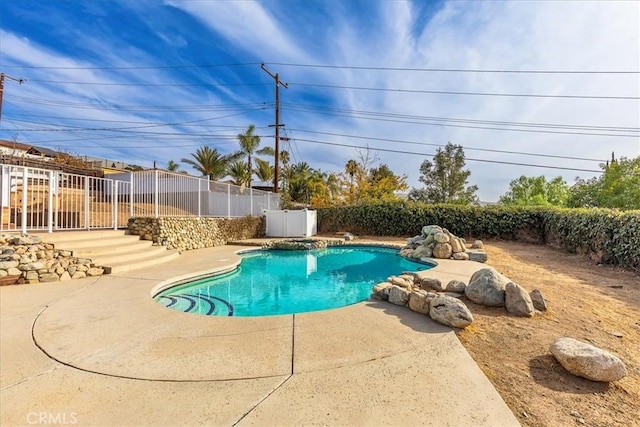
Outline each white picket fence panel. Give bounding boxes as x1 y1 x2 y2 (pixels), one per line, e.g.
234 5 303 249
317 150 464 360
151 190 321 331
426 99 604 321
0 165 280 233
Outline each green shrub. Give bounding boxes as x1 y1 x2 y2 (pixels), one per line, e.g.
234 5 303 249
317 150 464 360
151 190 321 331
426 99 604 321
317 202 639 270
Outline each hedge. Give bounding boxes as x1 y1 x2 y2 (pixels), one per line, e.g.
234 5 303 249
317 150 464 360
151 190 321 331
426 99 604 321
317 201 640 270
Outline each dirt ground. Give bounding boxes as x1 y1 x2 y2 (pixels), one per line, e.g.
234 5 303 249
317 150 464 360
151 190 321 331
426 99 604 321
460 241 640 427
354 236 640 427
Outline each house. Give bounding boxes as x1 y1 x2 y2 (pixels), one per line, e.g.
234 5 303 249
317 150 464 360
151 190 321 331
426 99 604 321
0 139 58 158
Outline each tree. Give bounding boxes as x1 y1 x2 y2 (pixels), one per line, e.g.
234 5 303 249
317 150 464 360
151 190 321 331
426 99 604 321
236 124 274 187
167 160 180 172
254 158 274 182
181 146 241 181
408 142 478 204
227 161 251 187
567 156 640 209
499 175 569 206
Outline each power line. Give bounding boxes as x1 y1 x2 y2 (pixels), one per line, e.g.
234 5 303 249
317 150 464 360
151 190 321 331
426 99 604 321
283 104 639 138
294 138 604 173
265 62 640 74
26 79 270 88
282 102 639 132
289 82 639 100
288 129 607 162
5 62 638 74
1 62 260 70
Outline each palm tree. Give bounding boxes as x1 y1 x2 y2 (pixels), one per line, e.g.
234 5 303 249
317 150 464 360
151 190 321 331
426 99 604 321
254 158 274 182
237 124 273 187
227 161 251 187
167 160 180 172
181 146 240 181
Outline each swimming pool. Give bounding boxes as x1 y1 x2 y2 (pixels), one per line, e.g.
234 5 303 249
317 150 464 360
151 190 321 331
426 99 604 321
154 245 434 317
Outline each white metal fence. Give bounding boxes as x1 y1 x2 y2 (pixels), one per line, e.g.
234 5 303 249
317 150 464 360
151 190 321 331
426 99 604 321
0 165 280 233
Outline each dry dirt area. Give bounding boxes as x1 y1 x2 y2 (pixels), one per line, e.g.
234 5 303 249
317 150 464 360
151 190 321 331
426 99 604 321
354 236 639 427
459 241 640 427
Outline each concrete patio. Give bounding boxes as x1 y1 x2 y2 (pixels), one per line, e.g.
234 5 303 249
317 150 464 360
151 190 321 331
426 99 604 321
1 244 520 426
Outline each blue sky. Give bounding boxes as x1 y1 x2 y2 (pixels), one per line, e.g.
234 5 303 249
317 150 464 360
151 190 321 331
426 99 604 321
1 0 638 201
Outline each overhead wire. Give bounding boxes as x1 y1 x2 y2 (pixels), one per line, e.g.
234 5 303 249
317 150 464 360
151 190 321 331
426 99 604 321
292 138 604 173
287 129 607 162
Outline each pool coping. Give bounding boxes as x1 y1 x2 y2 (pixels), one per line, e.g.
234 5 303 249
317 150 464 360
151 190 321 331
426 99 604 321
0 242 520 426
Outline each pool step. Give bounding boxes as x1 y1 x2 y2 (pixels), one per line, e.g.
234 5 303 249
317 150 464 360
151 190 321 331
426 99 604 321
33 230 179 274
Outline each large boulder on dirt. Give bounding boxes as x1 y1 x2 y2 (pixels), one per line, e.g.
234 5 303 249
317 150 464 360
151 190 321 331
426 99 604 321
468 251 488 263
505 282 535 317
429 295 474 328
471 239 484 249
465 268 508 307
550 338 627 382
530 289 548 311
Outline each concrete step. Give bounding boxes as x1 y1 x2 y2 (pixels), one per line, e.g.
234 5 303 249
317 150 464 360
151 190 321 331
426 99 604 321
93 245 170 266
34 230 131 245
105 250 180 274
70 239 152 256
34 230 180 274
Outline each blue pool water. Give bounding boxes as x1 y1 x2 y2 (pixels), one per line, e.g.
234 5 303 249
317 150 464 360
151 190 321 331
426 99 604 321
155 246 433 317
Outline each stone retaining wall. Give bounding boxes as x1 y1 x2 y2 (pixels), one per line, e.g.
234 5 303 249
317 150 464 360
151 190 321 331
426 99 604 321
127 216 265 252
0 234 104 285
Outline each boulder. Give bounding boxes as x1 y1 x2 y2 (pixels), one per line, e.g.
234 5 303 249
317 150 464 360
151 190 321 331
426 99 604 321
432 243 453 259
0 260 19 269
505 282 535 317
445 280 467 293
450 238 465 254
465 268 508 307
389 276 413 289
388 286 411 306
409 235 425 245
452 252 470 261
373 282 393 300
59 271 72 281
7 267 21 276
412 245 432 259
471 240 484 249
468 251 488 263
421 225 442 237
420 277 444 291
530 289 548 311
71 271 86 279
400 248 414 258
38 273 59 283
550 338 627 382
408 291 431 315
429 295 474 328
10 235 43 245
434 232 450 244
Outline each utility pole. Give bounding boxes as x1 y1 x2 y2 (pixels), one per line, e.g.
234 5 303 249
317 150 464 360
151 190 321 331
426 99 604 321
261 63 287 193
0 73 26 127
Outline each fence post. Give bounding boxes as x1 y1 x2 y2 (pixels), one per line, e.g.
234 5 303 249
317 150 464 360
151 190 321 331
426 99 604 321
47 170 54 233
250 188 253 216
154 169 159 218
113 180 118 230
21 167 28 234
198 178 201 218
129 174 134 218
227 184 231 218
84 176 90 230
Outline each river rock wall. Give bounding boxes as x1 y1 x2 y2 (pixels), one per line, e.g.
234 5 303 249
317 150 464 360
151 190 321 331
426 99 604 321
0 234 104 285
127 216 265 252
